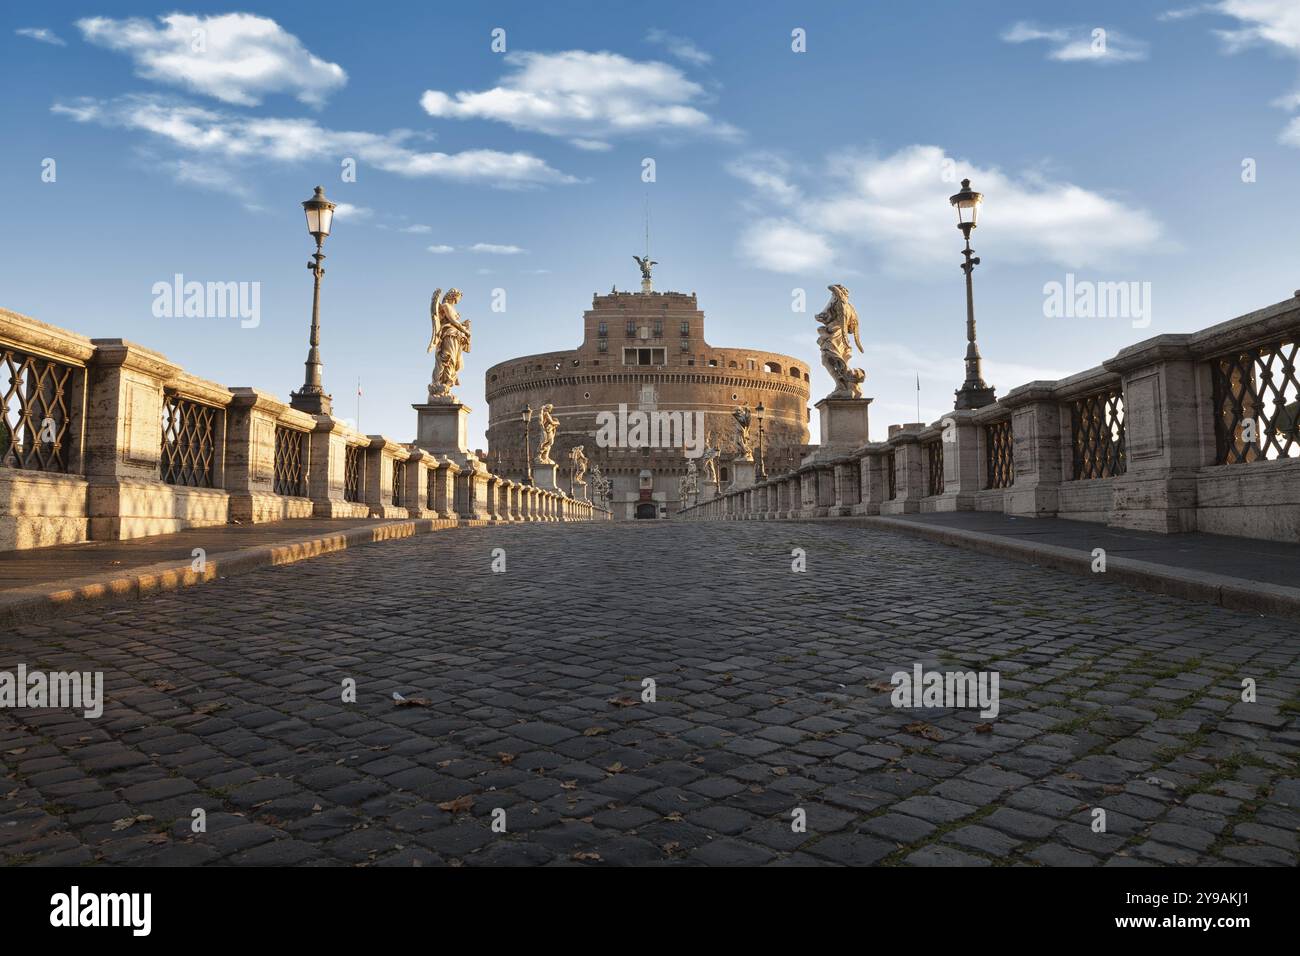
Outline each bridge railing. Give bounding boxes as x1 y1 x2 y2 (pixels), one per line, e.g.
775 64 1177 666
679 295 1300 543
0 308 601 551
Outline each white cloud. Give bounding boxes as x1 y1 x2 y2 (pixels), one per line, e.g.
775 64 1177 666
333 203 372 220
77 13 346 106
16 27 66 46
51 95 579 187
645 28 712 66
420 49 738 150
737 219 833 274
400 224 432 234
427 245 455 254
469 243 527 255
729 145 1165 276
1172 2 1300 143
1002 21 1149 63
727 153 802 206
1207 0 1300 54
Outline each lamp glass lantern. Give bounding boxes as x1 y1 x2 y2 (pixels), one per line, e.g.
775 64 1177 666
302 186 336 240
949 179 982 231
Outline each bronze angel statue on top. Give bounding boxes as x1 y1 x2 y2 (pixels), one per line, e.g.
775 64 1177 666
427 288 471 402
815 284 865 399
633 255 657 282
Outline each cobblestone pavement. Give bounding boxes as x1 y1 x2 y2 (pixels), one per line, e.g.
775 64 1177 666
2 522 1296 867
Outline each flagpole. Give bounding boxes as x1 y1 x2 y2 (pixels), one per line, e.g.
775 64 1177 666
916 373 921 423
356 377 361 433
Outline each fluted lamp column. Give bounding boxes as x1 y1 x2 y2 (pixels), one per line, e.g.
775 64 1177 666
949 178 997 410
290 185 337 416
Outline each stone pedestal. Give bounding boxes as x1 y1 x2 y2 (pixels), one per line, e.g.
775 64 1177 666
729 459 756 491
816 397 872 452
534 461 560 491
413 401 471 457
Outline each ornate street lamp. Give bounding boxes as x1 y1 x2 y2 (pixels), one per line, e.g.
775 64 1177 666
755 401 766 479
521 404 533 484
290 186 337 415
949 179 997 410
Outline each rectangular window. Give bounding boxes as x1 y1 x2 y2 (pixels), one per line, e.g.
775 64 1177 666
653 319 663 337
680 339 690 351
598 339 607 352
598 321 607 337
680 320 689 336
625 319 635 337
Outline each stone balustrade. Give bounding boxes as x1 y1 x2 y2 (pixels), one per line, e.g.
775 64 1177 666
679 295 1300 543
0 308 605 551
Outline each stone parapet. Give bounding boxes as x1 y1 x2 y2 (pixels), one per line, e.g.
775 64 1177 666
675 295 1300 543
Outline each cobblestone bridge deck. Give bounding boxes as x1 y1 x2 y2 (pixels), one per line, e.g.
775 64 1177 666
2 522 1296 866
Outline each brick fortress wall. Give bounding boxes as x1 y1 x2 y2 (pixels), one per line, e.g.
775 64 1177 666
485 289 811 518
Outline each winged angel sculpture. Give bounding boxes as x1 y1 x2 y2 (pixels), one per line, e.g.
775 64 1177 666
427 288 471 402
815 284 865 399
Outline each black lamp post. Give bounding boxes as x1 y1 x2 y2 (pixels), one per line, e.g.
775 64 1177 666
290 186 337 415
949 179 997 410
755 401 766 479
522 404 533 484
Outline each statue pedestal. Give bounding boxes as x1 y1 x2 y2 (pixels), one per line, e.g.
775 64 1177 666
534 462 561 492
699 484 717 502
413 401 471 457
729 459 756 490
815 397 872 453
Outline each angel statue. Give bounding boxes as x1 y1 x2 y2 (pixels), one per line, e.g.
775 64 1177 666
426 288 471 402
700 432 720 487
732 405 754 461
632 255 657 282
569 444 589 491
680 457 699 505
536 403 559 465
592 467 612 506
815 284 865 399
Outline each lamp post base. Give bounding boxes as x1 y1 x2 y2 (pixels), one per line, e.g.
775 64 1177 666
290 389 333 416
954 384 997 411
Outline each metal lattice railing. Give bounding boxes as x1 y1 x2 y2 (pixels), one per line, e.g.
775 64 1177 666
1070 387 1126 480
391 460 405 507
427 467 438 511
273 425 307 497
1210 337 1300 464
344 445 363 502
1 347 79 473
160 392 218 487
886 450 897 500
985 420 1014 489
925 440 944 496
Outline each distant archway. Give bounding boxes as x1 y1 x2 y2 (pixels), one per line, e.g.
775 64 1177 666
635 503 657 519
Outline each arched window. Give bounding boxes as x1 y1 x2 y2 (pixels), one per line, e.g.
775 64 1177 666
764 361 780 374
789 366 800 377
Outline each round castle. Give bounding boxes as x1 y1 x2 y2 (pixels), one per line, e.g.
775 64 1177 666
485 274 811 519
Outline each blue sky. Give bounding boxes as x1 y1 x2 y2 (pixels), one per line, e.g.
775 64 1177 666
4 1 1300 445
